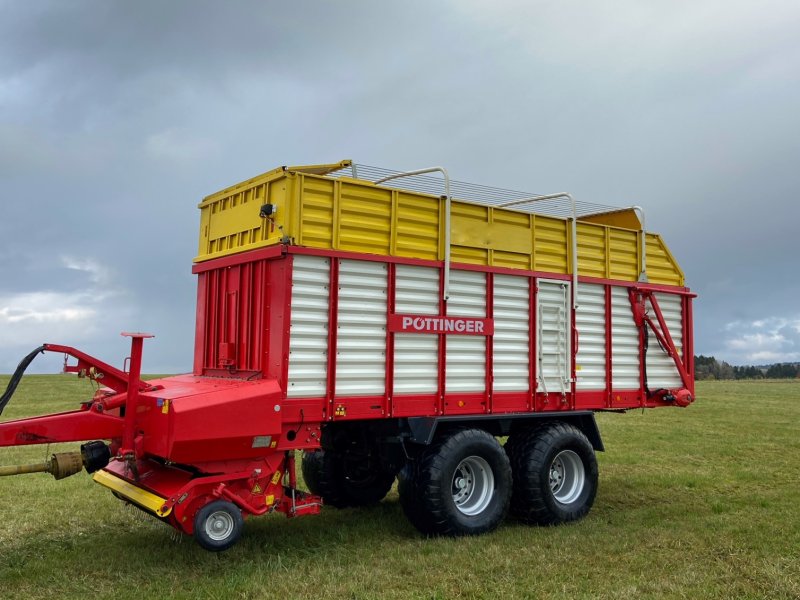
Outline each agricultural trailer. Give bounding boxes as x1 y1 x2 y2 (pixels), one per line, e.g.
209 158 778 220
0 161 695 550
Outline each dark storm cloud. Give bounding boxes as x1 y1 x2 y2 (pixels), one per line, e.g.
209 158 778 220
1 0 799 372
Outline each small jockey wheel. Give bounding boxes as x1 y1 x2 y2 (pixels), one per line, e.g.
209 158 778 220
193 500 244 551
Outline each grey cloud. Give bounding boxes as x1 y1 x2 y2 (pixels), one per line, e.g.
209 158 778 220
1 0 799 372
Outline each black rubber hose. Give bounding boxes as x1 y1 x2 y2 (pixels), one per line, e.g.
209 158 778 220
0 345 45 417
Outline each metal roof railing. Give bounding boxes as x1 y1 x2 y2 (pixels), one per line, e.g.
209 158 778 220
326 162 649 304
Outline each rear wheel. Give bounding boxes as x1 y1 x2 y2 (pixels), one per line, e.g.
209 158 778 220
505 422 598 525
398 429 511 536
301 449 395 508
193 500 244 552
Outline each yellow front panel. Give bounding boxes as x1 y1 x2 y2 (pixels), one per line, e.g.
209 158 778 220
197 174 287 261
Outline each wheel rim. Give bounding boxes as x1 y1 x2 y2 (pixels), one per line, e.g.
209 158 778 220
451 455 494 516
204 510 235 542
549 450 585 505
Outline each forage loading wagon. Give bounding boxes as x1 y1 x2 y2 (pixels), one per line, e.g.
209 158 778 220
0 160 695 550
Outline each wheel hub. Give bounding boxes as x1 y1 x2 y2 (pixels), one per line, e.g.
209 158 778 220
451 456 494 516
205 510 235 541
548 450 586 505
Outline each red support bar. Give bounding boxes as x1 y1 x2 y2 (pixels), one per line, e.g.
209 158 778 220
645 294 693 392
485 272 494 414
570 282 578 411
120 333 152 457
529 278 537 411
0 408 123 447
629 289 694 398
685 296 695 396
325 258 340 420
385 263 396 417
44 343 151 395
437 266 446 416
604 284 613 408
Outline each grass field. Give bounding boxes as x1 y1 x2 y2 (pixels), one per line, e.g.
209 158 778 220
0 376 798 599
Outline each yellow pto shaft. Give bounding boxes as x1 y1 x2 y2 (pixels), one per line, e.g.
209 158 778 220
0 451 84 480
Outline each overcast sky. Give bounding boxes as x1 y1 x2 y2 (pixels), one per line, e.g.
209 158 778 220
1 0 799 374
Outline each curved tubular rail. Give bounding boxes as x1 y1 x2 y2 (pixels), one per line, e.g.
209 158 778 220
375 167 452 300
499 192 579 309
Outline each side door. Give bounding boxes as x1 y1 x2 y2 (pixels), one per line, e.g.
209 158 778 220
536 279 572 398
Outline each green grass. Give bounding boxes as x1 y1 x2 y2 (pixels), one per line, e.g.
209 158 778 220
1 377 799 599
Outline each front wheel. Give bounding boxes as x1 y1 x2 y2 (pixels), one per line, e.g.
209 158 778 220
398 429 511 536
193 500 244 552
505 422 598 525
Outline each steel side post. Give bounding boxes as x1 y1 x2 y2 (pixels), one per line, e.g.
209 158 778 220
121 332 153 457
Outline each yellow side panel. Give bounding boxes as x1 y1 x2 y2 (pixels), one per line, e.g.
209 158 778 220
297 176 335 248
394 191 441 260
195 167 685 289
493 250 532 270
608 228 640 281
533 216 569 274
451 244 489 265
338 182 392 255
451 204 533 260
576 222 607 278
646 234 684 286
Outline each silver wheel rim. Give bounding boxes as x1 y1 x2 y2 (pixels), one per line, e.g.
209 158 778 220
549 450 585 505
451 456 494 516
204 510 235 542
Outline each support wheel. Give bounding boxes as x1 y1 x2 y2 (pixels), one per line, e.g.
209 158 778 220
398 429 511 536
301 449 395 508
505 422 598 525
193 500 244 552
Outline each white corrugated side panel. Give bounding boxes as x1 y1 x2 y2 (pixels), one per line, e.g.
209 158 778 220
537 280 571 394
611 286 640 390
288 255 330 398
446 270 487 392
492 274 529 392
336 260 387 396
394 264 439 394
575 283 606 391
645 292 684 388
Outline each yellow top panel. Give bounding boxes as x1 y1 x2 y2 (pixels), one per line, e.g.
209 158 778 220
195 163 685 287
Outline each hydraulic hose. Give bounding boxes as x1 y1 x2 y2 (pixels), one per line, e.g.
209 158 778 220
0 345 45 417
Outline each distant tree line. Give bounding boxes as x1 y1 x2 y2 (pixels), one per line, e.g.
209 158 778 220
694 355 800 380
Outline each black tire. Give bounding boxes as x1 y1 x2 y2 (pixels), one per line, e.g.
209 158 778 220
301 449 395 508
505 422 598 525
193 500 244 552
398 429 511 536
